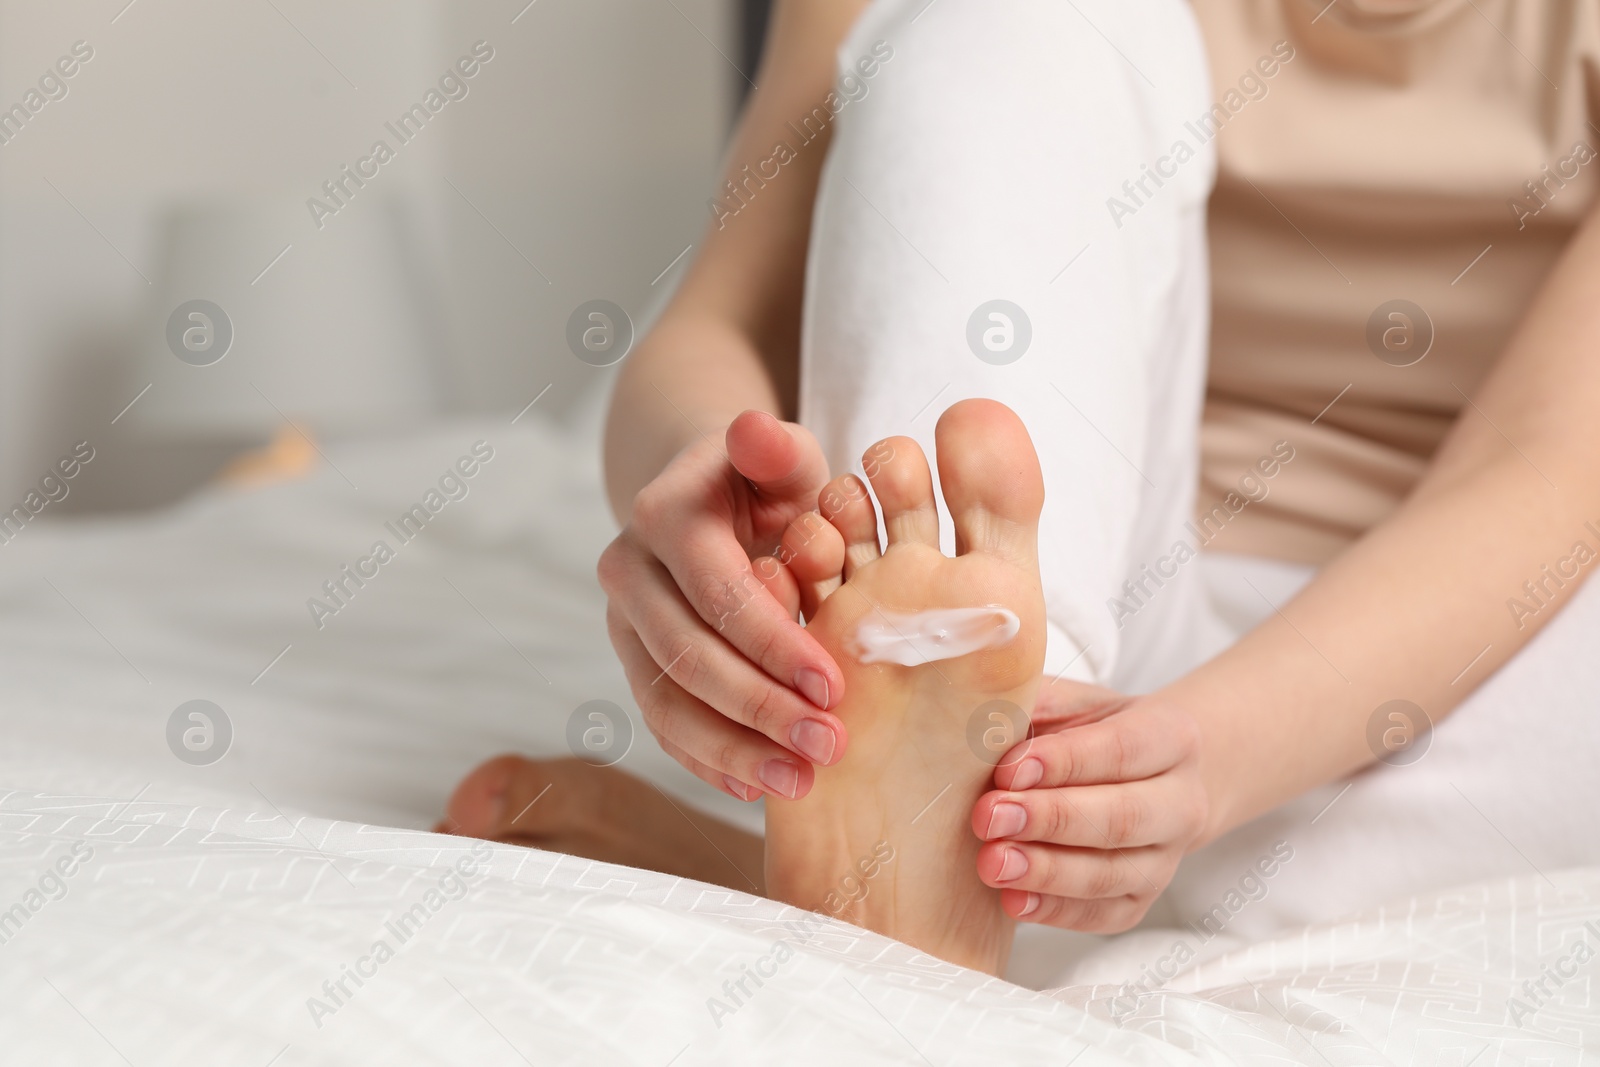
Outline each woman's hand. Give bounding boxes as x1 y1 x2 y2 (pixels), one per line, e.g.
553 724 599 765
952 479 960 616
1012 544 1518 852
970 680 1208 932
597 410 848 803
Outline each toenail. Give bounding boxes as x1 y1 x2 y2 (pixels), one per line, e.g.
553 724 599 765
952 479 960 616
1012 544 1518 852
790 718 836 764
723 775 760 802
985 802 1027 840
758 759 801 799
795 668 831 710
476 779 508 828
1016 892 1041 918
997 847 1029 883
1009 758 1044 791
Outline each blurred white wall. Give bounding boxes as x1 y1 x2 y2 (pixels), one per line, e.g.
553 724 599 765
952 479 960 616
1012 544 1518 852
0 0 735 511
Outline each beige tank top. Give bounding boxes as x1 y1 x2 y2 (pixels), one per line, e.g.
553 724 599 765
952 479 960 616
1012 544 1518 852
1191 0 1600 563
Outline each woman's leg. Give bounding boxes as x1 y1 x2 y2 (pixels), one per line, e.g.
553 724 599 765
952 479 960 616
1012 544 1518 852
801 0 1225 693
755 0 1224 974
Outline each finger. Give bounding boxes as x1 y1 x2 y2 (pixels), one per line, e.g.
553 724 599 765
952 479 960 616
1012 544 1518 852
818 474 880 577
751 555 801 620
1028 676 1128 729
999 889 1149 934
624 417 842 723
637 510 845 716
976 840 1174 900
973 776 1206 850
601 537 846 766
725 410 831 498
655 734 763 802
621 556 845 765
994 704 1198 790
609 609 816 799
860 436 939 548
609 612 757 797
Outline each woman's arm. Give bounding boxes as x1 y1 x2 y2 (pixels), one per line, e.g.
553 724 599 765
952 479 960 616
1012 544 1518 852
596 0 872 802
973 202 1600 931
1175 199 1600 841
602 0 866 517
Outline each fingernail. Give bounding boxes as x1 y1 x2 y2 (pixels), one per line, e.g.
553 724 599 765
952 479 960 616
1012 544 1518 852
1010 758 1044 791
795 668 831 710
758 759 801 799
984 801 1027 840
790 718 837 764
723 775 760 802
997 847 1029 883
1016 891 1041 918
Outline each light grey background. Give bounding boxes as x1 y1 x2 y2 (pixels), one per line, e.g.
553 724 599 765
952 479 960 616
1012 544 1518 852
0 0 738 511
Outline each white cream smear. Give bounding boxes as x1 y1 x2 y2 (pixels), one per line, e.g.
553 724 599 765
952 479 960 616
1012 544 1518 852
850 606 1020 666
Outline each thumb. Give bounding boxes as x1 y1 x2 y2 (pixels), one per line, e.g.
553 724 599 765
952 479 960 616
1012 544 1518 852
725 410 830 499
1030 676 1128 731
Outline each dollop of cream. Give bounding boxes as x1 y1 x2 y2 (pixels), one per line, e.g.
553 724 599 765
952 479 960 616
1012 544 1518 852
849 606 1020 666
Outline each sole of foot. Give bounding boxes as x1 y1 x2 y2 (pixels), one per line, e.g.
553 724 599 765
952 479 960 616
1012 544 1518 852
763 399 1046 976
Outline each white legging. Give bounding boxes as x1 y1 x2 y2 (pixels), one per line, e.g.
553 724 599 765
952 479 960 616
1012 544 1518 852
799 0 1600 946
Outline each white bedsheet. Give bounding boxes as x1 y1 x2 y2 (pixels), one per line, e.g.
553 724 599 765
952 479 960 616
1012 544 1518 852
1 762 1595 1065
0 413 751 836
1 416 1596 1063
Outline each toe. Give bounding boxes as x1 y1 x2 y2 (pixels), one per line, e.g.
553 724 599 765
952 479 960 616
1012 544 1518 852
441 754 523 838
861 436 940 548
780 511 845 619
819 474 881 577
934 399 1044 562
780 511 845 583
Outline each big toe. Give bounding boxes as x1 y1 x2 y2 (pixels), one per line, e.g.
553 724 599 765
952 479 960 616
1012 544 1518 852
440 754 525 838
934 399 1044 562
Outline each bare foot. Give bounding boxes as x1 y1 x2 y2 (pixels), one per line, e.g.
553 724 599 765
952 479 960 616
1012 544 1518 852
763 400 1047 975
437 755 765 894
